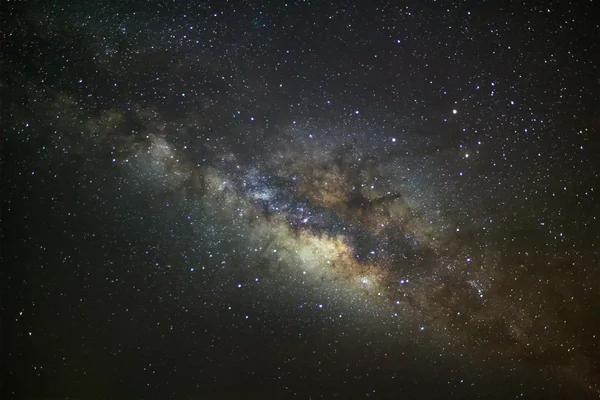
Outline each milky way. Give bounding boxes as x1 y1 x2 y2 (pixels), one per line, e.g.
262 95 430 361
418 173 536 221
99 109 597 393
3 1 599 398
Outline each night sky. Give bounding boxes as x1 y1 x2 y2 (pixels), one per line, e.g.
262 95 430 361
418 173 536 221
2 1 599 399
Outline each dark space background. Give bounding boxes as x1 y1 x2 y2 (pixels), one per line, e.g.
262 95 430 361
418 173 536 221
2 0 599 399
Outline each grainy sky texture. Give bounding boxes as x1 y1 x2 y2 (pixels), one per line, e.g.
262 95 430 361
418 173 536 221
2 1 599 398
